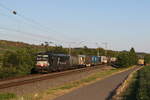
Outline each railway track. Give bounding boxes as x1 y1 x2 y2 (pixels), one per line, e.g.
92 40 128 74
0 74 40 82
0 65 106 89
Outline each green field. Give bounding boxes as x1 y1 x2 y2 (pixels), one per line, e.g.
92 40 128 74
122 66 150 100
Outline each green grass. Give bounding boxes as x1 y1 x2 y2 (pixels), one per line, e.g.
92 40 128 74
121 71 138 100
122 66 150 100
0 93 16 100
0 46 20 55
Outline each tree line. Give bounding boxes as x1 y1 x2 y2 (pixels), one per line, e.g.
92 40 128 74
116 48 138 67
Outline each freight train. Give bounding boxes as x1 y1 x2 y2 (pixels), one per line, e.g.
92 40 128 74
34 52 117 73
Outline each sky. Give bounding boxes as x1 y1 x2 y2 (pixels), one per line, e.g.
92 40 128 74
0 0 150 53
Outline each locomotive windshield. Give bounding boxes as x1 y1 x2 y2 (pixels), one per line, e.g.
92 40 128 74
37 55 49 61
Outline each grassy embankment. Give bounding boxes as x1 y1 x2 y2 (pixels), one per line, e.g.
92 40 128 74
0 66 136 100
121 66 150 100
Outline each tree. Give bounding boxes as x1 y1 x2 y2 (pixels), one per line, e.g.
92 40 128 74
129 47 138 65
98 48 105 56
144 54 150 64
116 52 130 67
116 47 138 67
2 48 36 75
41 43 44 46
2 51 19 67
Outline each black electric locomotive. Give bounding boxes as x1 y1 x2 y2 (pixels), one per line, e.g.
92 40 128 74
35 52 71 73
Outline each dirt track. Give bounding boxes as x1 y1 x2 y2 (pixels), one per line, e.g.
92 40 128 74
54 67 138 100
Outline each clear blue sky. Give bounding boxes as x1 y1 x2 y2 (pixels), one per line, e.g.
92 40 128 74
0 0 150 53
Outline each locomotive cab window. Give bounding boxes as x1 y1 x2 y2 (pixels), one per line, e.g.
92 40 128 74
37 55 49 61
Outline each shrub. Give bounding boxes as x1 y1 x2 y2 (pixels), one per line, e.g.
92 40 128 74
136 67 150 100
1 48 36 78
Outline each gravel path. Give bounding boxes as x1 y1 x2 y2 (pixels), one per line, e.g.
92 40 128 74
54 67 138 100
0 65 112 96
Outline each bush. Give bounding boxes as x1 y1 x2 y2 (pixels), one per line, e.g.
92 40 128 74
0 48 37 78
144 54 150 64
0 67 18 79
122 66 150 100
136 67 150 100
116 52 130 67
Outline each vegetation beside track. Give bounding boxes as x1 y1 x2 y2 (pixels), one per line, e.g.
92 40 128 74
121 66 150 100
0 48 37 79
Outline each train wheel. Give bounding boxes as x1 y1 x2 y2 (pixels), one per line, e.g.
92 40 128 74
31 68 38 74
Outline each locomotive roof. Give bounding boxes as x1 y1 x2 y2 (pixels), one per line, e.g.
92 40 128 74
37 52 69 57
52 54 69 57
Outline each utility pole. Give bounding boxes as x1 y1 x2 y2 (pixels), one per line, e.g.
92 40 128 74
95 42 100 56
68 44 72 55
67 42 75 55
102 42 108 56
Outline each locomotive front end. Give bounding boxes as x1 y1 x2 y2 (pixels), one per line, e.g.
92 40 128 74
36 54 50 73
